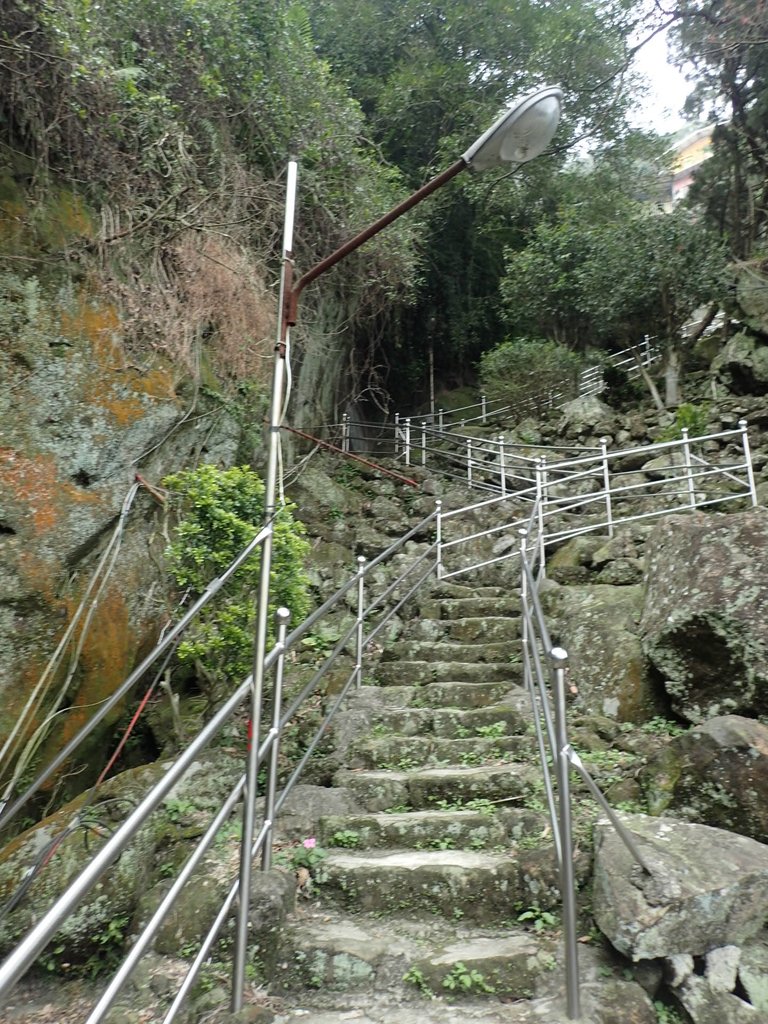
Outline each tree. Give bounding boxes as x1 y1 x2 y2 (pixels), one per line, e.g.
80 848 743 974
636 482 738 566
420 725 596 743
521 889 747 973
305 0 646 397
576 206 727 406
670 0 768 259
478 337 583 416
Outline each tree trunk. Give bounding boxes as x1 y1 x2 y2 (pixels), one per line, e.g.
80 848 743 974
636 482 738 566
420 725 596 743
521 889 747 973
633 348 665 411
664 346 682 408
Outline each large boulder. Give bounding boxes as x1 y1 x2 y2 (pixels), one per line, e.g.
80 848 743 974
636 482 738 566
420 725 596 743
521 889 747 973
640 715 768 842
539 581 664 723
639 509 768 723
557 394 615 440
593 813 768 962
712 332 768 395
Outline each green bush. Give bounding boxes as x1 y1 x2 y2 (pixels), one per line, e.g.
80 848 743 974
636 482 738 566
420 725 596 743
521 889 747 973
163 464 311 698
654 403 710 442
478 337 583 417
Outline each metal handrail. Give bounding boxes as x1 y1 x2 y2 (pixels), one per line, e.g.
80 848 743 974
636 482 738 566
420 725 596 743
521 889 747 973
0 502 444 1019
0 416 756 1020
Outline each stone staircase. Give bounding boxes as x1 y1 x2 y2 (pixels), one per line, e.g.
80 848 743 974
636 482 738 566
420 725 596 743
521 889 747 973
269 582 639 1024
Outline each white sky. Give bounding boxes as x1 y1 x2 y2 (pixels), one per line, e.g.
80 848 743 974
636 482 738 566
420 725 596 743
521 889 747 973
629 31 692 133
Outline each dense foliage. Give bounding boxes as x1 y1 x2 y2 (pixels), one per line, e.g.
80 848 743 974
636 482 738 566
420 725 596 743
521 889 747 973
671 0 768 260
163 465 311 700
478 338 584 415
1 0 760 411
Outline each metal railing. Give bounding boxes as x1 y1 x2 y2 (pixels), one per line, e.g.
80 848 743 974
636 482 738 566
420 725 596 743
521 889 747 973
0 505 441 1019
0 416 757 1022
517 526 652 1020
438 421 757 580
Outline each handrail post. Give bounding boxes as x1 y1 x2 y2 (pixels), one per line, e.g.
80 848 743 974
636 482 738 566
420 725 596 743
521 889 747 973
467 438 473 488
600 437 613 536
342 412 350 453
355 556 366 689
551 646 581 1022
498 434 506 497
262 608 291 871
536 457 547 577
681 427 697 508
404 417 411 466
438 407 444 431
421 420 427 468
435 500 443 579
740 419 758 506
481 393 487 423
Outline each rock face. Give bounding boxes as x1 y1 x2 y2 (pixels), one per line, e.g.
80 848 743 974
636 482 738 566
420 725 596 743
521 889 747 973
0 294 241 794
639 509 768 723
539 581 663 723
593 813 768 962
713 332 768 395
640 715 768 843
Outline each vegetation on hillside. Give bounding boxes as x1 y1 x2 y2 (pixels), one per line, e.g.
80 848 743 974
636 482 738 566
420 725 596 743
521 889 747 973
1 0 765 411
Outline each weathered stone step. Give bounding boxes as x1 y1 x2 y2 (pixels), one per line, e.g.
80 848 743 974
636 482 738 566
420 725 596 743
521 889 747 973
343 732 532 771
431 698 529 738
408 616 520 643
424 680 520 709
365 694 529 737
374 660 521 687
420 596 521 619
274 907 558 1001
333 762 537 812
319 848 529 921
317 808 508 851
381 640 521 664
429 582 509 599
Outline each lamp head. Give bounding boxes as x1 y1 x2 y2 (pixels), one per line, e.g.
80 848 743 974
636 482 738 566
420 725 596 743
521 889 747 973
462 85 563 171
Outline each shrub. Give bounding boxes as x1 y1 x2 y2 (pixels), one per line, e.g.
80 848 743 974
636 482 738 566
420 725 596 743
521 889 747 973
478 337 583 418
163 464 310 699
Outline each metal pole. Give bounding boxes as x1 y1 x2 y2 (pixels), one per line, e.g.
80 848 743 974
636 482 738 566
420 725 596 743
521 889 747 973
435 500 443 579
536 458 547 577
481 393 487 423
342 412 350 453
740 420 758 506
438 408 444 431
394 413 401 458
421 420 427 468
355 556 366 689
499 434 506 497
232 159 298 1011
467 438 473 487
262 608 290 871
681 427 697 508
404 417 411 467
551 646 581 1021
600 437 613 536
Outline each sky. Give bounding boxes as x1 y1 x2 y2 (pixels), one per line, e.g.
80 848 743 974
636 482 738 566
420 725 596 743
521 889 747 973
630 30 692 134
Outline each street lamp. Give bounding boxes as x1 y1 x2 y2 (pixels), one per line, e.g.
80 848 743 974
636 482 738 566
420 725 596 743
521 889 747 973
233 84 563 1010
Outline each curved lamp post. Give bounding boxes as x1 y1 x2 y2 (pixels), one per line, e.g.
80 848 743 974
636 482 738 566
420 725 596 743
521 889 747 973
234 84 563 1010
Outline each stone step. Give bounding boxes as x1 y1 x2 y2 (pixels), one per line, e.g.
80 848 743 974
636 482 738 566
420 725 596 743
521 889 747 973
381 640 521 664
420 596 521 620
423 680 521 710
273 907 558 1001
318 848 531 922
407 616 520 643
344 734 533 772
317 808 508 851
374 661 520 687
429 582 509 599
333 762 538 813
365 694 530 738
